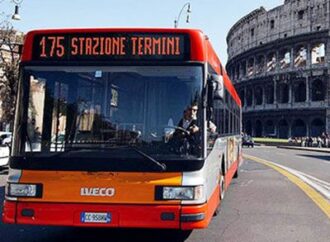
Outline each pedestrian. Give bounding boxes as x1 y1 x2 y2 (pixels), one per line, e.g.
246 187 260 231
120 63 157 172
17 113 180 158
317 136 322 148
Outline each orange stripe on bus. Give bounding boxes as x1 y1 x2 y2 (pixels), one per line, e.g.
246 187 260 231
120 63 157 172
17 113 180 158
18 171 182 204
181 185 220 230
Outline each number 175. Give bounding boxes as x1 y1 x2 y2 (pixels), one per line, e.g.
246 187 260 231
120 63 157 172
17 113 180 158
39 36 65 58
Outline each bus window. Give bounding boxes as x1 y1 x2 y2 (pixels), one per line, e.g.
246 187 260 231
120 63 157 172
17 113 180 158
26 76 45 152
20 66 203 158
50 81 69 152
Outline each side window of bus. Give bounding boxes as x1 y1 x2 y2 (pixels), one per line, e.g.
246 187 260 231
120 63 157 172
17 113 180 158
206 73 241 152
213 98 224 135
215 89 240 137
207 86 225 152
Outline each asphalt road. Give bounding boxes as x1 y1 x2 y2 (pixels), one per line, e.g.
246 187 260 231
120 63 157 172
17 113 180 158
0 147 329 242
244 146 330 182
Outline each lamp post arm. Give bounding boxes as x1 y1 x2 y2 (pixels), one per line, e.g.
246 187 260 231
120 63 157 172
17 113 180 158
174 2 190 28
12 0 23 5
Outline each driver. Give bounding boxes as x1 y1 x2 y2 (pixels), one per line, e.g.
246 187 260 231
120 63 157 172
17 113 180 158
177 104 199 135
168 103 201 155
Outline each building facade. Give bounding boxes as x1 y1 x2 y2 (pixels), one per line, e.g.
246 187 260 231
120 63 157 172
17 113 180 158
226 0 330 138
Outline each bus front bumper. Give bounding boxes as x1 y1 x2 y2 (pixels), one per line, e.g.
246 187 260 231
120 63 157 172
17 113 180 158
2 200 210 230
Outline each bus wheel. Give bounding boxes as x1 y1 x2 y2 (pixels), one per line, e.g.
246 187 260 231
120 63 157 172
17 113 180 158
220 173 225 200
233 168 239 178
213 206 220 217
214 172 225 217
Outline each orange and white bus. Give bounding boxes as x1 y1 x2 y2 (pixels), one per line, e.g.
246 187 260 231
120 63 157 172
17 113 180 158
2 28 242 230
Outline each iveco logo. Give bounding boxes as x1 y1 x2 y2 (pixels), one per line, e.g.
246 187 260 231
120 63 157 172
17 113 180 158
80 188 115 197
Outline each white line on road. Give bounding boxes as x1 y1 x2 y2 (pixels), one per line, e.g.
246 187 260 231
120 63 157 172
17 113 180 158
298 156 308 160
244 154 330 219
240 180 253 187
262 160 330 200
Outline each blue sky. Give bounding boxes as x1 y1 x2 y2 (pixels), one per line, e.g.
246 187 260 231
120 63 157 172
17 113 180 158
2 0 283 62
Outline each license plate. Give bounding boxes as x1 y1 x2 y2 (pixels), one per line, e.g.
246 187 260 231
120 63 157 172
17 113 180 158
81 212 111 223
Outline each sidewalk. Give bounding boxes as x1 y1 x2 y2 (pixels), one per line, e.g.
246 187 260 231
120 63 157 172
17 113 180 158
277 145 330 153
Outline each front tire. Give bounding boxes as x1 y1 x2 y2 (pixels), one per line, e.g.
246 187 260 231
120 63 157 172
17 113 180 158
220 173 225 200
213 173 225 217
233 168 239 178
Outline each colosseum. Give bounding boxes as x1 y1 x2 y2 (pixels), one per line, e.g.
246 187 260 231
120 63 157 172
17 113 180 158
226 0 330 138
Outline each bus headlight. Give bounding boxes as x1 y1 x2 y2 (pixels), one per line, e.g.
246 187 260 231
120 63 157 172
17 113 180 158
6 183 42 198
156 185 203 200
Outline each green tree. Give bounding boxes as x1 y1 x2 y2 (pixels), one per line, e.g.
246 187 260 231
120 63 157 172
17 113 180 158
0 21 23 129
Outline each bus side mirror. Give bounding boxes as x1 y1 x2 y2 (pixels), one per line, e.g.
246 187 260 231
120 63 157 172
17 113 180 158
210 74 224 100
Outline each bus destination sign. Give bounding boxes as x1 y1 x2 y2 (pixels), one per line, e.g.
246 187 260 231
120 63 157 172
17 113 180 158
32 33 189 62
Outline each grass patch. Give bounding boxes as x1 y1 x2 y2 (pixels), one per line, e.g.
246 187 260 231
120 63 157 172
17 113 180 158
253 137 288 143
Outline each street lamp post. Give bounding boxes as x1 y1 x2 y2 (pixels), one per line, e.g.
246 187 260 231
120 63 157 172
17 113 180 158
11 0 23 20
174 2 191 28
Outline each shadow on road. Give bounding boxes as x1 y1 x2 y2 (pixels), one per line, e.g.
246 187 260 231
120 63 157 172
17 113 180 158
298 154 330 162
48 228 192 242
0 225 192 242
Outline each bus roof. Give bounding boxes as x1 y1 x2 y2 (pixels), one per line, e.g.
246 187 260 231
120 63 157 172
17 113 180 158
22 28 241 107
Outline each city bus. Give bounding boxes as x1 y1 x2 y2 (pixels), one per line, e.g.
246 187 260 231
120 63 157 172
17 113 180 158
2 28 242 230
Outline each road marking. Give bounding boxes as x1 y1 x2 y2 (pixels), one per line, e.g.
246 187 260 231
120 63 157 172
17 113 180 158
298 156 308 160
252 160 330 199
243 154 330 220
295 171 330 190
240 180 253 187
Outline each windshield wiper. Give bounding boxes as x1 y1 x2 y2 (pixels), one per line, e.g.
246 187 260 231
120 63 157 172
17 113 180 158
128 146 166 172
49 144 166 172
17 121 34 155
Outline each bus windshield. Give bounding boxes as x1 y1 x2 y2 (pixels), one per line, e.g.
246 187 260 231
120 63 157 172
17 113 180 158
15 65 203 160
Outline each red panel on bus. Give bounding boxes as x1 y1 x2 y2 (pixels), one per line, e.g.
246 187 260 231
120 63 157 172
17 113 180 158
1 201 16 224
6 201 181 229
21 28 206 63
21 28 241 107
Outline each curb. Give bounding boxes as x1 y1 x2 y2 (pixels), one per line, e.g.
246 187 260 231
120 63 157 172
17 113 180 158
277 146 330 153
